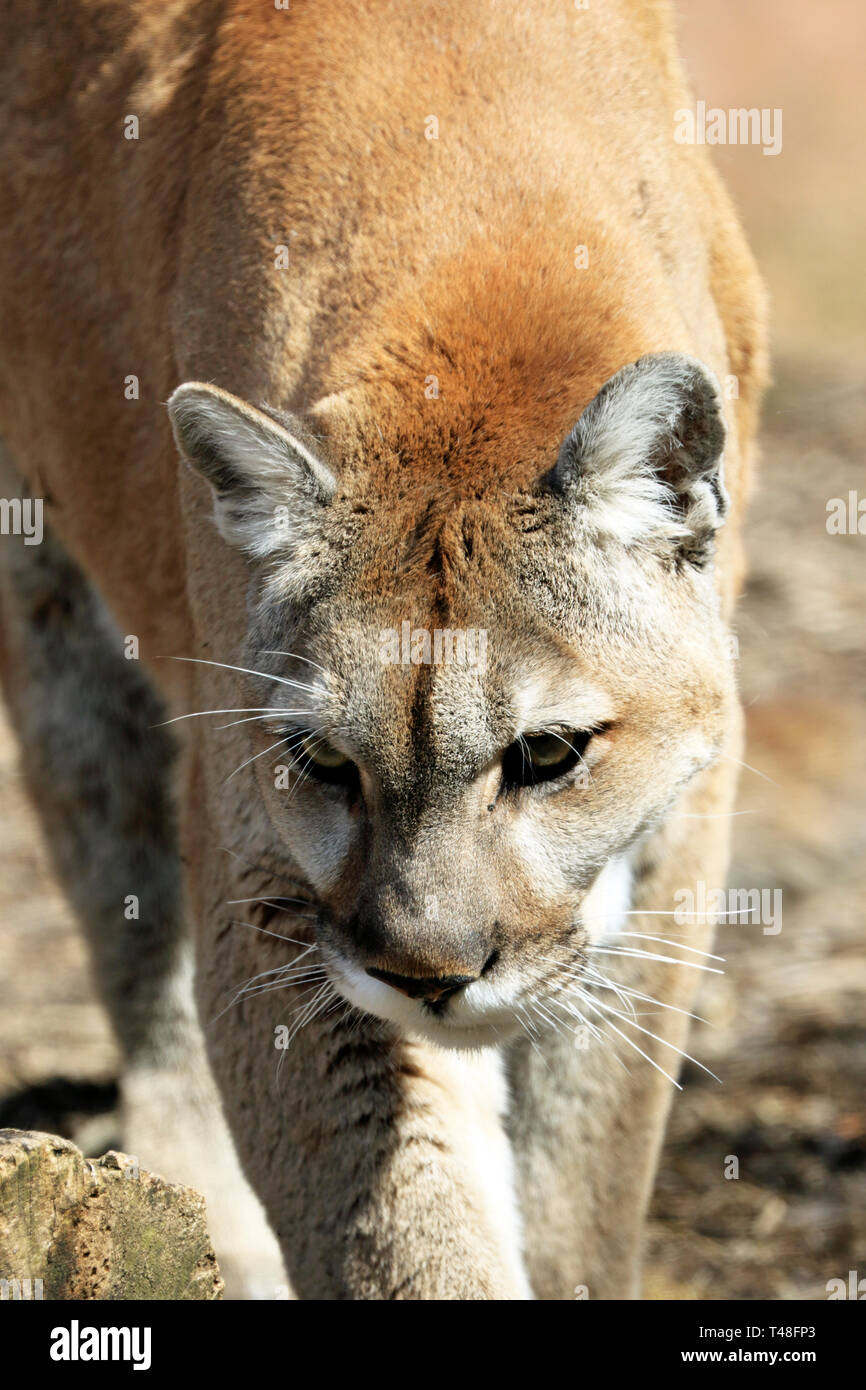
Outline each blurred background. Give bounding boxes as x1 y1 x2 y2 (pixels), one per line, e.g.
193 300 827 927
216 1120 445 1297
0 1 863 1298
646 0 866 1297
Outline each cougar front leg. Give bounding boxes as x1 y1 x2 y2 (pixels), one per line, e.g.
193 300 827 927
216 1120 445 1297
0 450 282 1297
507 756 740 1300
188 842 531 1300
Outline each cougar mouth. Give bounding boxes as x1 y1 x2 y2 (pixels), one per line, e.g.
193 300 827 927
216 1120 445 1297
324 949 523 1050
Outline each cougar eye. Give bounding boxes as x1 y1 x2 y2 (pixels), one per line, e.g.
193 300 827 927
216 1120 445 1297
293 732 360 788
501 729 592 789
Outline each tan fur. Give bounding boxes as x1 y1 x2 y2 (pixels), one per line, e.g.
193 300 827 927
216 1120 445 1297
0 0 766 1298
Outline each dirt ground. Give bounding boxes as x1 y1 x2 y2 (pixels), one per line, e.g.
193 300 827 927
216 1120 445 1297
0 355 862 1300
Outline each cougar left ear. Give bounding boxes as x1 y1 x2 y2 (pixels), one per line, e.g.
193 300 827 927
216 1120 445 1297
168 382 336 559
549 353 728 564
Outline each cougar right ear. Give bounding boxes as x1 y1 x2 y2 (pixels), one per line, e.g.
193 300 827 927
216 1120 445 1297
167 382 336 559
549 353 728 565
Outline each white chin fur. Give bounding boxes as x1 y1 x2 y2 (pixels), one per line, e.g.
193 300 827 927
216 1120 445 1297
327 854 632 1048
328 957 520 1050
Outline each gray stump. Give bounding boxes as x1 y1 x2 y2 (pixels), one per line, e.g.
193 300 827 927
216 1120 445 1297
0 1129 223 1299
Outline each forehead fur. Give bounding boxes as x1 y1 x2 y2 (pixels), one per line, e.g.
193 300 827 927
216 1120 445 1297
253 474 722 737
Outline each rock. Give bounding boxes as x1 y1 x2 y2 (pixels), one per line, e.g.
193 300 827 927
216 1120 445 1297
0 1129 223 1299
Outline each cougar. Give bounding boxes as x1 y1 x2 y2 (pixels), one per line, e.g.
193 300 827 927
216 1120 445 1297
0 0 766 1298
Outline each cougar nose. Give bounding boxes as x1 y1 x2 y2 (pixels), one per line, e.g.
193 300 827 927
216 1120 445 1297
365 967 478 1005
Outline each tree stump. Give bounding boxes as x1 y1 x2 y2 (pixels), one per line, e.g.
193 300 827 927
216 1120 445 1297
0 1129 223 1299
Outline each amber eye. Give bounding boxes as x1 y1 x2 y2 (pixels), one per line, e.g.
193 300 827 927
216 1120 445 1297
293 732 360 789
300 734 349 769
501 729 592 789
524 732 574 768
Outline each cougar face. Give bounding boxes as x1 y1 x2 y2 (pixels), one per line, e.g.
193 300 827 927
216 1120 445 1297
169 353 737 1048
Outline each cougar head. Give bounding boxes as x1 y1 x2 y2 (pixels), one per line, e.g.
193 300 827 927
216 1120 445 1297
169 352 736 1048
